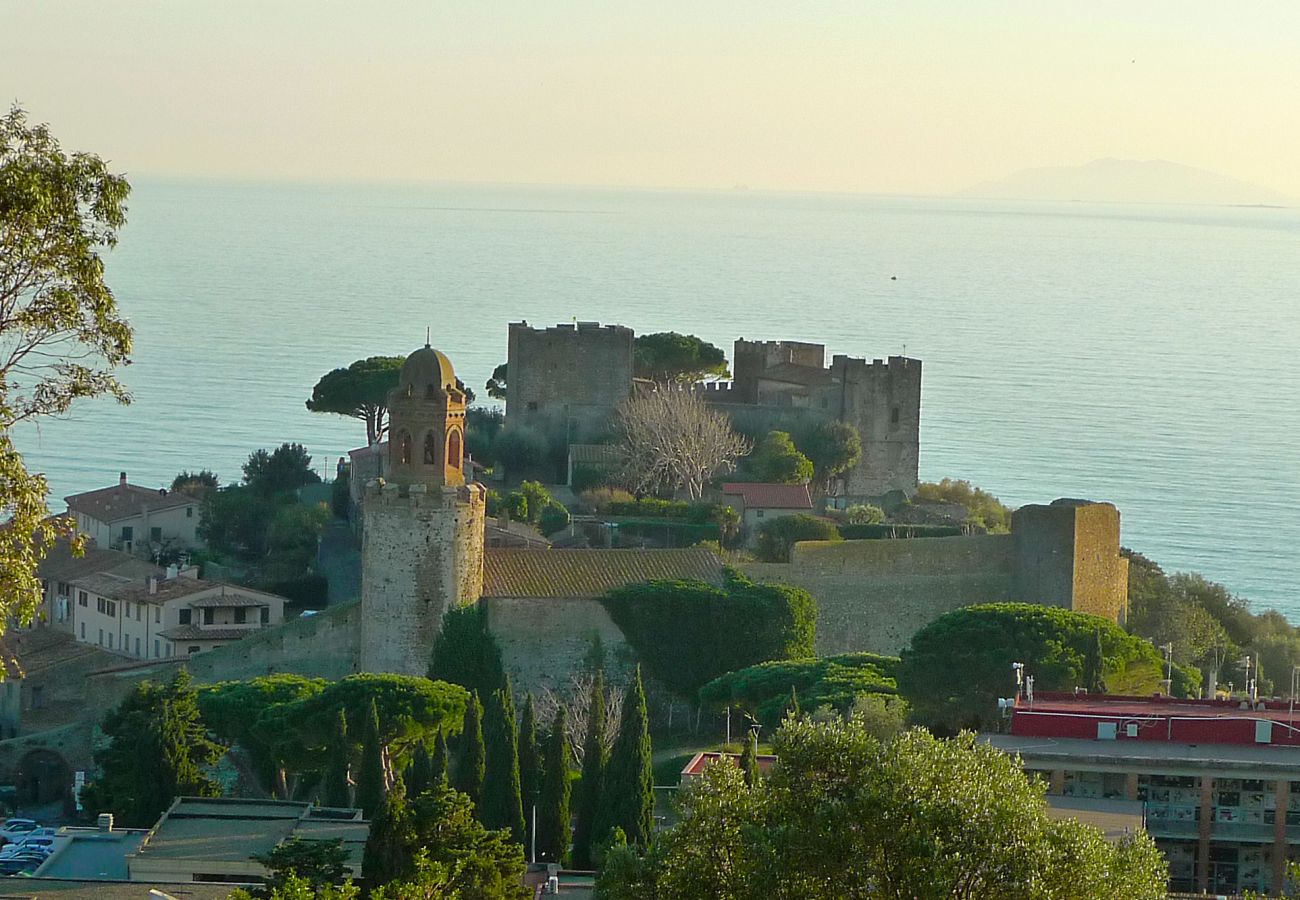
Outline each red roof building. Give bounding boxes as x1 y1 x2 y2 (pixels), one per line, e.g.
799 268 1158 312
987 691 1300 895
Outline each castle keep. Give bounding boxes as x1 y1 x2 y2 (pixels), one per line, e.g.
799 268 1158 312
504 323 921 501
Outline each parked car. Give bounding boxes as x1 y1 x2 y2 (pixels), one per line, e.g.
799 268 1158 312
0 820 37 839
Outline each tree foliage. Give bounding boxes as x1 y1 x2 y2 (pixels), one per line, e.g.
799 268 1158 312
243 442 321 495
632 332 729 384
455 691 486 808
81 671 222 827
596 667 654 848
486 362 508 400
0 106 133 626
898 603 1178 732
517 694 541 833
596 721 1167 900
741 431 813 484
754 513 841 562
254 837 353 891
795 420 862 493
355 698 387 818
481 681 526 842
537 708 572 865
914 477 1012 532
571 669 607 869
616 388 750 499
603 573 817 698
306 356 406 445
429 604 506 697
171 469 219 499
699 652 900 729
323 708 352 808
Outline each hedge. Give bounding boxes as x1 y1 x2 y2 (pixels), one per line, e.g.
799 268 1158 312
839 523 963 540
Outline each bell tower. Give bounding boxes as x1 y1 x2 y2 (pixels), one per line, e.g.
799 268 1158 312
358 344 485 676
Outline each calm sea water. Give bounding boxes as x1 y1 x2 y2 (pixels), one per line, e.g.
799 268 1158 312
12 180 1300 616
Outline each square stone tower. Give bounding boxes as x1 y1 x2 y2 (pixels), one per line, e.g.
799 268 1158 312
359 345 486 676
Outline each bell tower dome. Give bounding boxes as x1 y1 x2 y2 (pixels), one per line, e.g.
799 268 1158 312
385 344 467 487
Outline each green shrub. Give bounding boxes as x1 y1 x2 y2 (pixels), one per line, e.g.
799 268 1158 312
699 652 901 728
518 481 555 525
601 571 817 698
538 502 571 537
428 605 505 697
843 504 884 525
570 463 610 493
915 478 1012 532
755 514 842 562
494 425 548 478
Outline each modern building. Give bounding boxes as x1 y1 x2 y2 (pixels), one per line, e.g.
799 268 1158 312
679 750 778 787
64 473 202 556
125 798 368 884
720 482 814 540
986 690 1300 896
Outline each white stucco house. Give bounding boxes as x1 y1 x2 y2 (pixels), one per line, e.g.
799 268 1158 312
64 472 202 557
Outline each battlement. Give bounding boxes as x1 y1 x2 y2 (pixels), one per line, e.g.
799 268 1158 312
508 321 634 338
506 321 635 438
363 479 484 508
830 353 921 374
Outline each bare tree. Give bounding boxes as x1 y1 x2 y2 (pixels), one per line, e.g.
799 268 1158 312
615 386 750 500
535 673 625 767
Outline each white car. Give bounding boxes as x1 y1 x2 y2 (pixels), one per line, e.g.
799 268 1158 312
0 819 38 839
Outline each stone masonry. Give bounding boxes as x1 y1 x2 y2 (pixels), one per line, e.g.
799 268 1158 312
506 321 634 441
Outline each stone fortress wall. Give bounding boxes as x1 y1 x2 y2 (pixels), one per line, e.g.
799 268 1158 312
506 321 634 440
741 500 1128 656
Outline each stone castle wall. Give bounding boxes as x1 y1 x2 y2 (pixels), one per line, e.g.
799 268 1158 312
831 355 922 498
359 482 485 677
742 535 1017 655
485 596 634 695
185 600 363 683
506 322 633 440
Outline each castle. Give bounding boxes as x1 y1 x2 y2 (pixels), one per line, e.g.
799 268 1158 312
504 322 921 501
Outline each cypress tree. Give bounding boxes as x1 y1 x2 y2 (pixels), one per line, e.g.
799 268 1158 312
538 707 572 865
785 686 801 720
596 666 654 846
571 668 607 868
362 775 411 886
431 729 450 786
455 691 486 808
481 679 526 843
406 741 431 799
1085 628 1107 695
355 698 387 819
323 707 351 808
740 729 760 787
518 693 542 842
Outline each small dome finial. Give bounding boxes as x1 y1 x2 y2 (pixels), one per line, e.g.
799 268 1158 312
425 326 431 348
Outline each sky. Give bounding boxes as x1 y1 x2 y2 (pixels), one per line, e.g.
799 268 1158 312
4 1 1300 195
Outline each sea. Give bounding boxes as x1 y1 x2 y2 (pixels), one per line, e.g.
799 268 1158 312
10 180 1300 617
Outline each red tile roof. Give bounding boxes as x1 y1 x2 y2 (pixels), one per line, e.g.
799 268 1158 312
681 751 778 778
721 482 813 510
482 548 724 599
65 482 197 523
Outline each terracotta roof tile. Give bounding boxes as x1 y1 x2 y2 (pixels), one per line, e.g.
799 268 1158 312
39 541 163 584
721 483 813 510
483 548 724 599
158 625 257 642
65 482 198 523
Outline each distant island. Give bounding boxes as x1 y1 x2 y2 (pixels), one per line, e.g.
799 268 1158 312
959 158 1293 207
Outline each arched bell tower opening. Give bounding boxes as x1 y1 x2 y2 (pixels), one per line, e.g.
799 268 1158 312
384 343 467 487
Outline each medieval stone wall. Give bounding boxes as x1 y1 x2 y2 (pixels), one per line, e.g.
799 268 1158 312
742 535 1018 655
358 482 485 677
506 322 633 440
184 601 363 683
485 596 634 696
830 355 922 498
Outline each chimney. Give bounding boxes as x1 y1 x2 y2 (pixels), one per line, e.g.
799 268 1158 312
147 576 158 595
165 564 179 580
97 812 114 832
119 471 127 486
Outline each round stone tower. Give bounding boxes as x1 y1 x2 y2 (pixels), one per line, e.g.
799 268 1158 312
358 344 486 676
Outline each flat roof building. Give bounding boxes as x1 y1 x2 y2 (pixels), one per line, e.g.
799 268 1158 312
986 691 1300 895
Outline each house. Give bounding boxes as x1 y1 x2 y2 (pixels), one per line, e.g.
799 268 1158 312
39 543 287 660
720 482 814 541
64 473 201 556
125 797 368 884
679 751 778 787
985 690 1300 896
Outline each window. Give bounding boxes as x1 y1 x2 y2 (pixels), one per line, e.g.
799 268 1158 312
97 597 105 614
188 646 201 655
398 431 412 465
150 526 162 543
234 608 247 624
166 643 173 657
136 604 141 621
186 506 193 518
124 601 130 618
756 509 765 518
80 622 85 639
203 608 214 625
107 633 113 650
78 591 87 607
155 608 160 624
57 582 69 596
106 600 116 617
178 609 192 625
154 639 160 658
120 526 133 543
135 637 141 657
260 607 270 625
447 429 463 469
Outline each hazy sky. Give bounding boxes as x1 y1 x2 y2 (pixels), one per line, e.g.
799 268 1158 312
4 1 1299 194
